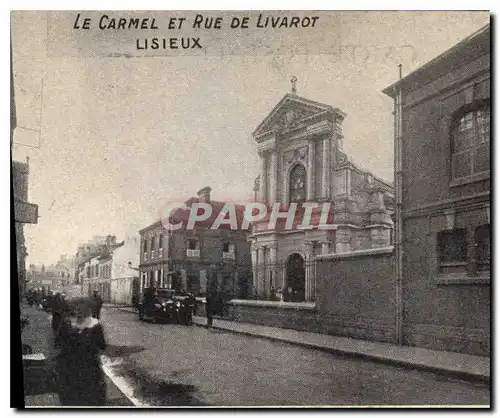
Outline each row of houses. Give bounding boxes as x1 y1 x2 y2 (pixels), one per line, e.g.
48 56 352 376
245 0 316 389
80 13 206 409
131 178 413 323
73 235 140 305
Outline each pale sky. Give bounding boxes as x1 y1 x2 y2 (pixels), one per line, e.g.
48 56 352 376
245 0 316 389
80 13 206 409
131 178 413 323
11 11 489 265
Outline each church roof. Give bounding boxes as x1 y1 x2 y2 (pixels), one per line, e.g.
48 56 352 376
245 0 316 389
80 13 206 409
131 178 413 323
253 93 345 138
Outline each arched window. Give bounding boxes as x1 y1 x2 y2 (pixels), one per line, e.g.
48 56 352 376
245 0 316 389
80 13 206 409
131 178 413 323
289 164 307 203
451 101 490 181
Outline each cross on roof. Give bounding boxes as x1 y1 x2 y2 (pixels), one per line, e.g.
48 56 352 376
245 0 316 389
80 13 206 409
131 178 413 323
291 76 297 94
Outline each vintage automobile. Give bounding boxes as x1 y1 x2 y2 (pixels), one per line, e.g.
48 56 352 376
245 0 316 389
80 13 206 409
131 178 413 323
138 289 198 324
138 288 181 323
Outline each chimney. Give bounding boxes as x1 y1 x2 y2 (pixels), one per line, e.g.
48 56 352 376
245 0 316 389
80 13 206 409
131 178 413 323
197 186 212 203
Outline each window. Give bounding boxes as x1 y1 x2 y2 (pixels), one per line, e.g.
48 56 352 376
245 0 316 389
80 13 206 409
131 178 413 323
151 236 156 250
188 239 199 250
222 242 230 253
159 234 163 249
289 164 307 203
158 269 163 288
437 228 467 264
436 224 490 281
475 224 490 272
451 101 490 181
143 239 148 253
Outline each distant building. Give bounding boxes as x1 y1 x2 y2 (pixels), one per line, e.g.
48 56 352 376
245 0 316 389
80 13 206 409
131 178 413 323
80 235 140 304
383 25 490 355
79 236 124 300
138 187 252 298
109 235 141 305
75 235 116 284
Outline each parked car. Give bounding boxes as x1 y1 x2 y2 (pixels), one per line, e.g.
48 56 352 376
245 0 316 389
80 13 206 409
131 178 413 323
138 288 181 323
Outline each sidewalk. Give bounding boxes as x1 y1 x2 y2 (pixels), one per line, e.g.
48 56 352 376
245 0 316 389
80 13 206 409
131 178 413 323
20 304 134 408
112 304 490 383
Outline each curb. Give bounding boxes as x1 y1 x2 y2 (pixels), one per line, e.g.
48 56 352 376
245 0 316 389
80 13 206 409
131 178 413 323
193 321 490 385
114 306 489 385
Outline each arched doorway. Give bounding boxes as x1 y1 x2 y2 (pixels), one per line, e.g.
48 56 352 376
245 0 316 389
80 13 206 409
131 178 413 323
285 253 306 302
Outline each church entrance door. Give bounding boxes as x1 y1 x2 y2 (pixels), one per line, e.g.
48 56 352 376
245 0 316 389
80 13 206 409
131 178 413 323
285 253 305 302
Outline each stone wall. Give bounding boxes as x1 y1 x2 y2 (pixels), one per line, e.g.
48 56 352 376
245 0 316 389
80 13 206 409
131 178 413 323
198 248 397 344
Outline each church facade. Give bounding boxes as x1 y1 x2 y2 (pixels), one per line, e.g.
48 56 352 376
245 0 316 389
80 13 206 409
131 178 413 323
249 87 394 302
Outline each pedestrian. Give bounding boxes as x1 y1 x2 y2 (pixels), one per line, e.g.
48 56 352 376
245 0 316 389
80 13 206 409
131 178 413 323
91 290 103 320
51 292 66 340
206 292 215 326
131 294 138 312
54 298 107 406
277 287 284 302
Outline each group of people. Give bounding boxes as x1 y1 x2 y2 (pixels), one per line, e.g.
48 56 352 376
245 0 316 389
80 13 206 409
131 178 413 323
36 290 107 406
25 288 45 308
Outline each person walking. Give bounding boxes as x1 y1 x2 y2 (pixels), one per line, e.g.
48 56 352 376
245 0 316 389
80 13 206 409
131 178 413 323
50 293 66 340
131 294 138 312
54 298 107 406
206 292 215 326
91 290 103 320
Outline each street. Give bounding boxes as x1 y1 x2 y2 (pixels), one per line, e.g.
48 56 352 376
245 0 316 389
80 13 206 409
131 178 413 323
100 307 490 407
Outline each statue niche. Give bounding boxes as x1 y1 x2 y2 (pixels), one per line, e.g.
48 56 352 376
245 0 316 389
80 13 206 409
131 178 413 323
289 164 307 203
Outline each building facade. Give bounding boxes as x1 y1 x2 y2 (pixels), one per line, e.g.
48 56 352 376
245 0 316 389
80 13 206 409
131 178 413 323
139 187 252 298
383 25 490 355
13 159 38 296
249 89 394 301
109 235 141 305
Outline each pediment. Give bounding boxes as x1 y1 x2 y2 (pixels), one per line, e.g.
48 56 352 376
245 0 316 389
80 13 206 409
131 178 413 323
253 94 332 138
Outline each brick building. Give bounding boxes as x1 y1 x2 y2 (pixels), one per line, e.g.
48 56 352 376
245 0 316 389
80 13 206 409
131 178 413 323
138 187 252 298
383 24 490 355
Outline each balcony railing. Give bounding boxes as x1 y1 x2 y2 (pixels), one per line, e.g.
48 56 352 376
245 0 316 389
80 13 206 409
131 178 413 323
159 248 164 258
186 249 200 257
222 251 235 260
151 249 157 259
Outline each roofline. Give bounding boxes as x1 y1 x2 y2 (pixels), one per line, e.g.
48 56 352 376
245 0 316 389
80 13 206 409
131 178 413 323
138 219 163 234
252 93 336 136
382 23 490 97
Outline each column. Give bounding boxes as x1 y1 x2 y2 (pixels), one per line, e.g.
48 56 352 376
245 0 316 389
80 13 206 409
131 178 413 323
269 151 278 205
268 245 277 293
259 154 268 204
307 141 316 200
304 241 314 302
251 243 258 296
257 246 266 299
321 137 330 198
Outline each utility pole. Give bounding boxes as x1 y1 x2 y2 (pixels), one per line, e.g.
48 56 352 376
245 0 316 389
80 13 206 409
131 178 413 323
394 64 404 346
